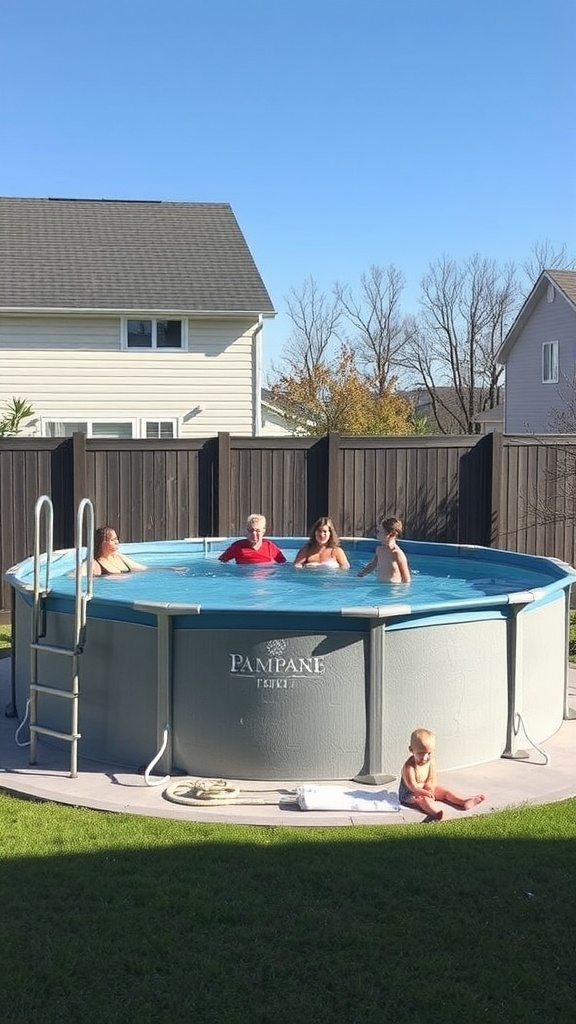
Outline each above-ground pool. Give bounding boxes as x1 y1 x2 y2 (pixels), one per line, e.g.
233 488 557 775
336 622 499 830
6 536 576 782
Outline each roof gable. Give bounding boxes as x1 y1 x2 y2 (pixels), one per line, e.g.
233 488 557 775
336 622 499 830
497 269 576 364
0 197 275 314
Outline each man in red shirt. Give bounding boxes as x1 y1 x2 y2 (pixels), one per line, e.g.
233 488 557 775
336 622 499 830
219 514 287 565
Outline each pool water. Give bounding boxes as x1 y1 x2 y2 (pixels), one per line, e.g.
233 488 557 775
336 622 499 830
31 539 561 615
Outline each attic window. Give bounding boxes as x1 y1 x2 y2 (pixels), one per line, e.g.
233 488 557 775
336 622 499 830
547 284 555 303
123 318 187 350
542 341 558 384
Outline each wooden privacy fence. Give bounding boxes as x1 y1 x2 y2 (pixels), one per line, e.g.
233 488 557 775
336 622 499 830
1 431 575 612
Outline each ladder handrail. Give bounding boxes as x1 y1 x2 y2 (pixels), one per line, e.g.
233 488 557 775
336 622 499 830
33 494 54 599
74 498 94 651
32 495 54 645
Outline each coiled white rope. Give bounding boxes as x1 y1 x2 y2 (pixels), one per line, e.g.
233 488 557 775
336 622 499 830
164 777 277 806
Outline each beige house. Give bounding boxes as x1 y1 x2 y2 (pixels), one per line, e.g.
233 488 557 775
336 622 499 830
0 197 275 438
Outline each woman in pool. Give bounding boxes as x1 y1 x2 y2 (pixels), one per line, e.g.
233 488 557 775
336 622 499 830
90 526 148 576
293 517 350 569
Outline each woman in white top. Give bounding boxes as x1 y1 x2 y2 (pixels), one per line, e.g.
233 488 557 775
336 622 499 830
293 517 350 569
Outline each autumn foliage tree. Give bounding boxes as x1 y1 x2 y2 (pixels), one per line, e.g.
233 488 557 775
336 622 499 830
270 345 415 436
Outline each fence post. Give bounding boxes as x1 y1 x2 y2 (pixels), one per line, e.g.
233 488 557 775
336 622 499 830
218 432 231 536
72 432 87 519
490 431 503 548
327 432 341 527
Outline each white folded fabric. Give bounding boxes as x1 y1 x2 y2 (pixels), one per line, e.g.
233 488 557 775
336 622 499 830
296 785 400 813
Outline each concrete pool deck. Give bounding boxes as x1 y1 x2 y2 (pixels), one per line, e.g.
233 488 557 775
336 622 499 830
1 654 575 827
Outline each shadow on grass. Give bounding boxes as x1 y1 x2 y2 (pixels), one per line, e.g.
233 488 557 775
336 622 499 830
1 794 575 1024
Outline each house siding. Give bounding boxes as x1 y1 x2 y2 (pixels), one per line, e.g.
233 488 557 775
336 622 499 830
260 407 298 436
504 291 576 433
0 315 257 437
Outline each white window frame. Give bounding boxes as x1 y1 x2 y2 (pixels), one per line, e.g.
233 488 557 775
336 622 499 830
542 341 559 384
121 317 188 351
41 418 182 439
140 418 179 439
41 419 137 439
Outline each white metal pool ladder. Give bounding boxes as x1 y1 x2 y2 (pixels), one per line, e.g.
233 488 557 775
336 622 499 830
29 495 94 778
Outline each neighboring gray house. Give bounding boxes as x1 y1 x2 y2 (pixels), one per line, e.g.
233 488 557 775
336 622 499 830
497 270 576 434
405 387 466 434
0 197 275 438
404 387 502 434
474 403 504 435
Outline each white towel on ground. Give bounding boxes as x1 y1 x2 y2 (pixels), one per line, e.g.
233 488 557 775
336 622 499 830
296 785 400 813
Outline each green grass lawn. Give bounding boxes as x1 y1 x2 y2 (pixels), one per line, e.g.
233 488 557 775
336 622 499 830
1 792 575 1024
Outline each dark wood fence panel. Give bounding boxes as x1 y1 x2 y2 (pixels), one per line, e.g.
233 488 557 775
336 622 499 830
227 437 313 537
457 435 493 546
336 436 487 543
0 439 74 610
498 437 576 564
554 444 576 565
83 439 209 541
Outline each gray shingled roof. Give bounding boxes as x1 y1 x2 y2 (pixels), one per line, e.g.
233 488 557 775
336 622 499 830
546 269 576 306
0 197 275 313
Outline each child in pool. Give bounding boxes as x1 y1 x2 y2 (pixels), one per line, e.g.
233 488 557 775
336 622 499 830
399 727 486 821
357 516 411 583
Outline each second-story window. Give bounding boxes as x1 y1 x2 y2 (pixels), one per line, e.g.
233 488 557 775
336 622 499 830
124 318 186 350
542 341 558 384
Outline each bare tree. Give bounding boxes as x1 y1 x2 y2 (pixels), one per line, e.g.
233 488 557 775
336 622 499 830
403 255 517 434
280 276 342 378
334 264 407 396
522 240 576 291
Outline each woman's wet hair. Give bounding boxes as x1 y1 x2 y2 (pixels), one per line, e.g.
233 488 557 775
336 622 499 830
307 516 340 548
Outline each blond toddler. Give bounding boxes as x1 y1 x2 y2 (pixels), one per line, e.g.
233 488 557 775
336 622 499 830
399 728 486 821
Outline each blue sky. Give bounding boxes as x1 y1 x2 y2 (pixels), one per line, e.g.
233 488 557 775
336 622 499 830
1 0 575 374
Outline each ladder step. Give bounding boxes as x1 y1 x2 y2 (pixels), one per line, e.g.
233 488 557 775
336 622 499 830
31 643 79 657
30 684 78 699
30 725 81 742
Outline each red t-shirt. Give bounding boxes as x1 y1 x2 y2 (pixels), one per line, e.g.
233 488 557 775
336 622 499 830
218 539 287 564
